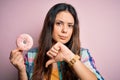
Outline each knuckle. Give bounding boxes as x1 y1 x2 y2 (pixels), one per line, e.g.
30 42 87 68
11 60 15 65
46 51 49 55
11 49 16 54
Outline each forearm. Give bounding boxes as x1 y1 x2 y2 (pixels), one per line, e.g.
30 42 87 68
65 51 97 80
72 59 97 80
18 70 28 80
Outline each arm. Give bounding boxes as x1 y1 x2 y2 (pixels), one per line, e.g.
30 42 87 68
66 48 104 80
45 42 98 80
65 51 97 80
18 70 28 80
69 56 97 80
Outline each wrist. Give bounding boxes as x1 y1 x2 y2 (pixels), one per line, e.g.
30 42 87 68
68 55 80 67
18 67 26 73
18 69 28 80
64 52 75 62
19 70 26 74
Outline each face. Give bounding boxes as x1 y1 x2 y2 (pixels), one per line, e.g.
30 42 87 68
52 11 74 44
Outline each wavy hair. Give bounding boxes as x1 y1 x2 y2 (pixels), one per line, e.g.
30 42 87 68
32 3 80 80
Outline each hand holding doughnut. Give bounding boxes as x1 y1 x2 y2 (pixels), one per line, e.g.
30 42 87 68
16 33 33 51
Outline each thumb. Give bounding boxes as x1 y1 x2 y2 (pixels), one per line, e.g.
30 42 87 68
45 59 56 68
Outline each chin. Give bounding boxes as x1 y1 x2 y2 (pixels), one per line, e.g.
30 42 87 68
58 40 68 44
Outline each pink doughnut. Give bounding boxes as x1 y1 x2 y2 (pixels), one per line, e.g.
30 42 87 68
16 34 33 50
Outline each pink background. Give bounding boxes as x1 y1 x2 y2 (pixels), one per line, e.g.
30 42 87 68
0 0 120 80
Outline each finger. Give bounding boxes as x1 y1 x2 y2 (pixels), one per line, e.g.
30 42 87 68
10 53 21 63
49 50 57 57
46 51 53 58
53 43 61 51
10 53 23 65
45 59 56 68
51 47 59 54
11 51 22 60
11 55 24 66
16 55 24 62
11 48 23 53
47 51 57 58
52 46 60 52
10 49 23 60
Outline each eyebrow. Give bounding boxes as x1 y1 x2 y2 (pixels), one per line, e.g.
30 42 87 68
55 20 74 25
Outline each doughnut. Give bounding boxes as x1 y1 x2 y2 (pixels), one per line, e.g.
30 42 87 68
16 34 33 51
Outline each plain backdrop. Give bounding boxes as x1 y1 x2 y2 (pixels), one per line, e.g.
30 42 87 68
0 0 120 80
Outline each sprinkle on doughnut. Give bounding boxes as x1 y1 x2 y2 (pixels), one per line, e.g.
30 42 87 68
16 34 33 51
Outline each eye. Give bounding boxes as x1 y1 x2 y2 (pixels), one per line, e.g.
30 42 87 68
68 24 74 28
55 21 63 27
56 22 61 26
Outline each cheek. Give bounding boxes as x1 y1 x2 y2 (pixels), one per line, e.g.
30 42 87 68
69 29 73 37
53 26 60 34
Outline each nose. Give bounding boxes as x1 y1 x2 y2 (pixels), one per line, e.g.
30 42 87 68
61 24 68 33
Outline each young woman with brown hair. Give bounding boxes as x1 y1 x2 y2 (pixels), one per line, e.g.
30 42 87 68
10 3 104 80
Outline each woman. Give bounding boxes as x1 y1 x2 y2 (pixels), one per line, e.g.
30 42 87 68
10 3 104 80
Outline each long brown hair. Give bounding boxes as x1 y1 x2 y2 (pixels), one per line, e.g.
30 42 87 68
32 3 80 80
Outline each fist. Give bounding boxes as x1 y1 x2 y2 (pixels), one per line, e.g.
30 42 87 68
9 49 26 72
45 42 75 67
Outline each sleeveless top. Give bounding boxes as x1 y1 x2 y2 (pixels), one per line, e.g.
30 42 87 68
25 48 104 80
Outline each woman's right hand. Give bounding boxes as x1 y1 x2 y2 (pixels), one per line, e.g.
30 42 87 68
9 48 26 72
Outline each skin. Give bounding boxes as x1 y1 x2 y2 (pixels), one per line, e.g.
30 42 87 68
52 11 74 44
10 11 97 80
10 49 28 80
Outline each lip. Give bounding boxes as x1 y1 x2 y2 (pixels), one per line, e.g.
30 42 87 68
59 35 67 40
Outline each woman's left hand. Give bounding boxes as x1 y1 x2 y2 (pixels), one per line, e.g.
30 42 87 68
45 42 75 68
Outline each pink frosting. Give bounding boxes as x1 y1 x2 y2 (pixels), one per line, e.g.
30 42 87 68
16 34 33 50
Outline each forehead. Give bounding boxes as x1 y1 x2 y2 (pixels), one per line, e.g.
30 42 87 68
55 11 74 24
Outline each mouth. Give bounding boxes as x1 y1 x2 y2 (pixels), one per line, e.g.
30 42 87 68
59 35 67 40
